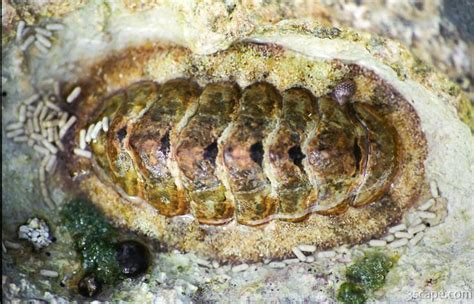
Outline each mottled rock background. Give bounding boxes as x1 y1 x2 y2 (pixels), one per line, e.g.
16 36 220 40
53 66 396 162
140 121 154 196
319 0 473 102
2 0 473 303
2 0 472 98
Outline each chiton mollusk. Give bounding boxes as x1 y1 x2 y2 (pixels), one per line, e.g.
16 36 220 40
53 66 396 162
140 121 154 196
68 42 427 261
85 78 399 226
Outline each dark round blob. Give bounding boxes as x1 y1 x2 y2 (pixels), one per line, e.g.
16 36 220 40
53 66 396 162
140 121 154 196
203 141 219 165
250 141 264 167
78 274 102 298
116 127 127 141
288 145 305 169
116 240 150 278
160 132 171 156
332 80 356 105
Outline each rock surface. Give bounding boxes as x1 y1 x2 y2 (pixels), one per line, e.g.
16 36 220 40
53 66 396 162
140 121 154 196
2 1 473 303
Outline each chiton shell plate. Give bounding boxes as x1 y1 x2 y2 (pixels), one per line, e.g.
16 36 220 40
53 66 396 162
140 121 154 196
66 40 429 261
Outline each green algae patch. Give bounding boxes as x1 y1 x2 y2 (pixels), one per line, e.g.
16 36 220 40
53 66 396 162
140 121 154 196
61 198 121 285
346 252 396 290
337 252 397 303
337 282 367 304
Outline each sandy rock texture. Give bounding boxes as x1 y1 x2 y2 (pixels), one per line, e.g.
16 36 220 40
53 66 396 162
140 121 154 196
2 1 473 303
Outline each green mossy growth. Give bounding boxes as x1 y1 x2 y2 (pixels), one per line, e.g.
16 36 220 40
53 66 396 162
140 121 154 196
337 252 396 303
337 282 367 304
346 252 395 290
79 238 120 285
61 198 121 285
61 198 116 241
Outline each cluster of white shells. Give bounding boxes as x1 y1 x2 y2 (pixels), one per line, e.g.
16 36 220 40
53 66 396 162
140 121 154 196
17 218 52 250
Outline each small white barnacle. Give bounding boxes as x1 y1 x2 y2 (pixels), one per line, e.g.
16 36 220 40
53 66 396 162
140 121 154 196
18 217 52 249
